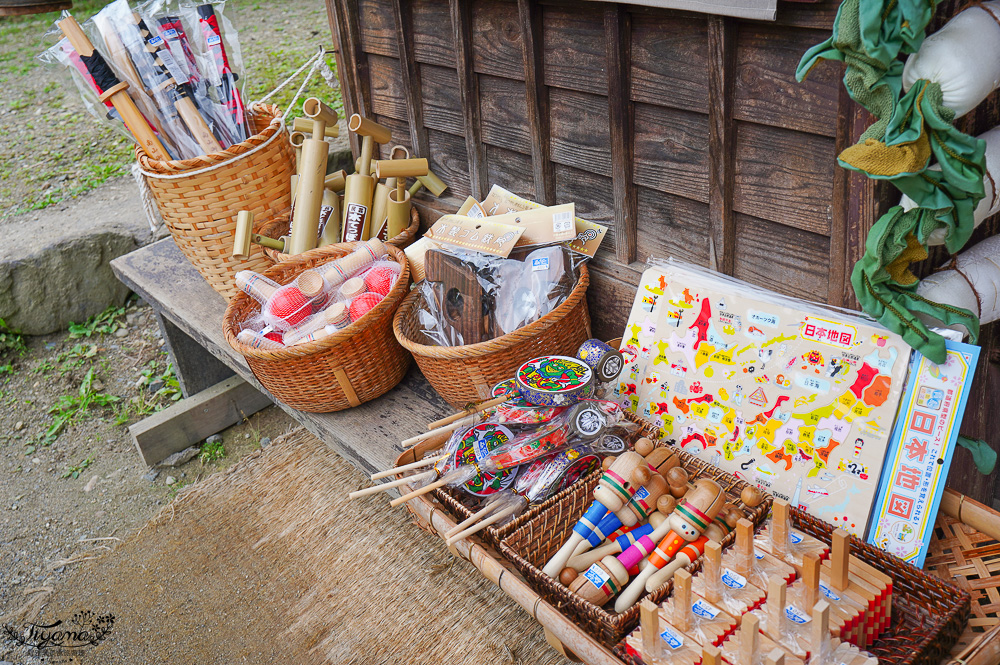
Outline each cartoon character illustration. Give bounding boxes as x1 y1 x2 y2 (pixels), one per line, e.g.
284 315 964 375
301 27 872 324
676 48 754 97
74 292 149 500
682 288 696 305
669 362 688 377
641 294 659 312
665 309 682 328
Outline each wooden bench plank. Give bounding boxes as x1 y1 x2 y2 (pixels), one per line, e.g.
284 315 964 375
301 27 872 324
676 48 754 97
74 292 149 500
129 376 272 467
110 238 452 476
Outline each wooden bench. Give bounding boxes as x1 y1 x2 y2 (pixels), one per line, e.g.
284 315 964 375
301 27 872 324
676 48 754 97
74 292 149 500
110 236 451 471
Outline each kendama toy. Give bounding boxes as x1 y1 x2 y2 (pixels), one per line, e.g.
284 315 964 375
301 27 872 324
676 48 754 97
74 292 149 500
722 518 795 592
609 479 727 612
659 569 737 647
343 115 391 241
289 98 339 254
283 303 351 346
542 449 650 578
234 270 320 330
374 158 429 241
566 509 669 573
754 499 829 574
691 540 766 617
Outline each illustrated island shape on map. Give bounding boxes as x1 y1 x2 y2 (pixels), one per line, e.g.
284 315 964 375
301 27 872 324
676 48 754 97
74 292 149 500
613 266 911 537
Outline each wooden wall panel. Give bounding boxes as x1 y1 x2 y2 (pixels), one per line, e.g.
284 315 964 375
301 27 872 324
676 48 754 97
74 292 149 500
359 0 399 56
585 265 638 341
368 54 408 122
471 0 525 80
734 24 839 137
635 186 711 266
486 145 536 199
479 74 532 152
372 114 411 160
632 103 710 204
773 1 837 29
549 88 612 177
630 12 709 113
419 63 465 134
411 0 455 66
425 127 473 199
734 212 829 301
734 121 834 235
553 163 615 228
541 4 607 95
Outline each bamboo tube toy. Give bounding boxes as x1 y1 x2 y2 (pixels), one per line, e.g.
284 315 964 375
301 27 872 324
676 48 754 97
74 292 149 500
611 480 727 612
57 16 171 161
371 180 391 242
290 131 306 177
661 568 737 647
343 115 391 241
288 98 338 255
233 211 289 258
318 189 342 247
409 169 448 197
292 116 339 138
376 158 428 240
132 13 221 155
371 454 446 481
542 451 648 578
325 170 347 192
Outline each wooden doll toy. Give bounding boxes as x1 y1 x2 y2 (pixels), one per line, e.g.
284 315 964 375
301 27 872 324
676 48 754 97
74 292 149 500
288 98 340 255
640 506 742 598
56 15 171 161
719 613 804 665
660 569 737 647
754 499 829 574
722 519 795 592
343 115 392 241
691 540 766 617
542 450 649 578
608 479 727 612
374 158 429 241
623 598 702 665
751 578 809 660
566 509 669 573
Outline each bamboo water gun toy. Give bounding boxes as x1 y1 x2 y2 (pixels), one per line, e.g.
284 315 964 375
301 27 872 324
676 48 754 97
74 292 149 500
56 15 171 161
444 436 621 546
369 146 408 241
287 98 339 255
388 401 620 508
292 116 339 138
562 478 726 610
343 115 391 241
409 168 449 198
195 3 247 141
374 157 428 241
132 13 222 155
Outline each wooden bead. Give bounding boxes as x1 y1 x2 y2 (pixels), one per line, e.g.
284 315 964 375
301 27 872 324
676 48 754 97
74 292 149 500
667 467 689 497
602 456 615 470
634 437 655 457
644 447 678 474
631 465 652 486
657 495 677 515
741 485 764 508
559 568 579 586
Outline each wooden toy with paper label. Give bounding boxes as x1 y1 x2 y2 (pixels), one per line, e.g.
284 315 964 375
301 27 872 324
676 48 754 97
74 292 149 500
625 598 702 665
374 158 428 241
567 478 725 609
819 531 892 648
691 540 767 617
660 568 737 647
786 553 865 648
722 519 795 591
719 612 804 665
642 506 743 596
750 578 809 660
342 115 391 241
288 98 339 254
753 500 829 574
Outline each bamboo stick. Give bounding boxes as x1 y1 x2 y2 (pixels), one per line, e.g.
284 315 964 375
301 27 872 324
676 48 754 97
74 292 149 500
445 503 520 546
941 487 1000 543
426 394 510 430
389 478 449 507
348 470 435 498
370 454 446 481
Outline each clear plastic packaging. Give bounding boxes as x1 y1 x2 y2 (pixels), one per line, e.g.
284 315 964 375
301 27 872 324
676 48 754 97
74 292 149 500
414 243 587 347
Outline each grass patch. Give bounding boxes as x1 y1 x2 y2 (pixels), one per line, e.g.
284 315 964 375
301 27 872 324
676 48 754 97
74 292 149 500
62 455 94 480
199 439 226 465
68 305 125 339
0 318 27 357
45 368 119 444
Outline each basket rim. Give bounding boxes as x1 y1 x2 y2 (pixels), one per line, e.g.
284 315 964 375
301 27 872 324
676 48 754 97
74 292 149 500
222 241 411 360
392 261 590 359
259 206 422 261
136 103 285 176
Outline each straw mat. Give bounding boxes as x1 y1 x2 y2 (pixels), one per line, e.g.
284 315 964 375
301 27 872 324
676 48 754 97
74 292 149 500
23 428 570 664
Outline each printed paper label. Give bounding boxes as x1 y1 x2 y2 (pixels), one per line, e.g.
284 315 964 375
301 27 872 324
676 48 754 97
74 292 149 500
691 598 720 619
754 548 765 560
161 28 178 39
553 210 573 234
343 203 369 242
427 215 523 257
532 257 550 272
721 568 747 589
659 625 684 650
818 580 841 601
790 531 804 545
583 564 610 589
207 34 221 46
785 604 811 624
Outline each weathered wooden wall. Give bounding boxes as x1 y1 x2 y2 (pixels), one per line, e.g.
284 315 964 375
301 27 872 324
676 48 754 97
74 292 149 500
325 0 1000 506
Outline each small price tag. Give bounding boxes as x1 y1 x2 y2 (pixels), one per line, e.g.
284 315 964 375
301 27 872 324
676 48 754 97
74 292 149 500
583 564 610 589
659 625 685 650
553 210 573 234
754 547 765 560
692 598 720 619
531 257 550 272
721 567 747 590
785 604 811 624
819 580 842 601
790 531 804 544
207 34 222 46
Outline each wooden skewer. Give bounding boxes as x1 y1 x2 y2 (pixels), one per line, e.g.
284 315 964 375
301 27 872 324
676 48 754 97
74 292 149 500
401 418 470 449
445 503 520 546
347 470 435 498
389 477 449 507
426 394 510 431
371 454 446 481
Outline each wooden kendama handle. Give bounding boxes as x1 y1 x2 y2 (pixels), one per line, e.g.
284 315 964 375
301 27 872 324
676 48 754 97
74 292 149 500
320 238 386 287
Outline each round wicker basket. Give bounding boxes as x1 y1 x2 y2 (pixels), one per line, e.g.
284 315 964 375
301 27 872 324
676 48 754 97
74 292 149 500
136 104 295 300
223 241 412 412
393 265 591 409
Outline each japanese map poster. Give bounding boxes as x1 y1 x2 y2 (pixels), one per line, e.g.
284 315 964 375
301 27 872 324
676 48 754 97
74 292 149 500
868 340 978 567
613 261 912 536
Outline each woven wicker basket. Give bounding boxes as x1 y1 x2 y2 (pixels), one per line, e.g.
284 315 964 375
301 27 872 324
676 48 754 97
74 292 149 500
393 264 591 409
257 206 422 263
498 426 770 649
137 104 295 300
222 241 412 412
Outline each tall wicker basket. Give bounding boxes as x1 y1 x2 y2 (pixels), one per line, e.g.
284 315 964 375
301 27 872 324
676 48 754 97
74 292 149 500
136 104 295 300
393 265 591 409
